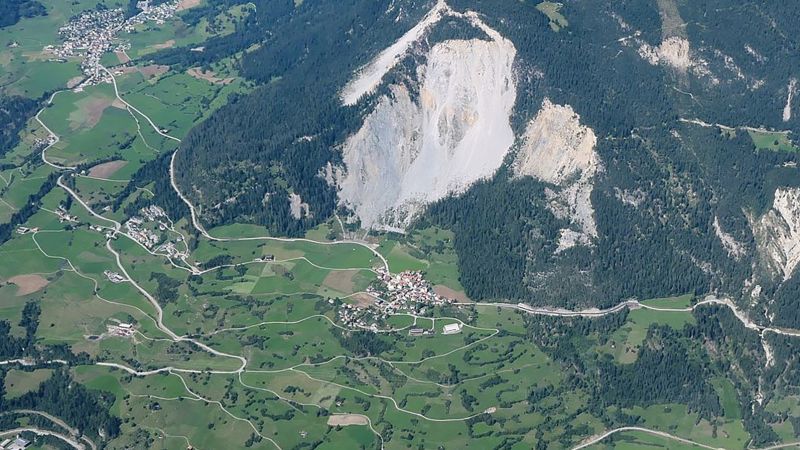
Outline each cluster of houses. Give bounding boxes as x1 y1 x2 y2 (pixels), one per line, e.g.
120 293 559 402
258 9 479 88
53 205 78 224
336 301 381 331
89 224 117 241
32 136 56 153
15 226 39 235
124 216 161 249
336 268 459 334
124 206 188 259
48 8 125 84
47 0 180 85
154 241 183 258
105 321 135 338
407 322 462 335
369 267 454 307
141 205 167 221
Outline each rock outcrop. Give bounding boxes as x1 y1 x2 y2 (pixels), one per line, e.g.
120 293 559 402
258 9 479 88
784 78 796 122
753 187 800 280
513 100 599 251
289 193 310 219
638 36 692 73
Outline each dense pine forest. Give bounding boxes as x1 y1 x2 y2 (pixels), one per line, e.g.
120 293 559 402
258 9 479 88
0 0 46 28
0 96 40 157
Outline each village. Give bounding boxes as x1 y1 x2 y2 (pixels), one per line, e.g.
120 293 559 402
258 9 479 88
123 205 188 260
336 267 463 335
46 0 180 85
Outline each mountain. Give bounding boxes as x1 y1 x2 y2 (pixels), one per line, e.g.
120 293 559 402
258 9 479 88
157 0 800 317
338 2 517 231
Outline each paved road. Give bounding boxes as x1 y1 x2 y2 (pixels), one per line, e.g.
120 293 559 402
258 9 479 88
571 426 723 450
570 426 800 450
469 295 800 340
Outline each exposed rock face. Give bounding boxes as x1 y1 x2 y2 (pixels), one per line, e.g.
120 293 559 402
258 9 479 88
713 216 746 260
639 0 694 74
340 0 448 106
753 187 800 280
338 18 517 231
514 100 597 185
638 36 692 72
289 193 310 219
513 100 599 251
784 78 797 122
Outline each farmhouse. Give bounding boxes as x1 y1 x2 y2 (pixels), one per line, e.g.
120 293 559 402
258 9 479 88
3 437 31 450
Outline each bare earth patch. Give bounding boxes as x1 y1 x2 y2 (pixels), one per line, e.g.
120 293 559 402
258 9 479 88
655 0 686 40
349 293 376 308
88 160 128 179
69 96 114 130
177 0 201 11
139 64 169 78
8 274 49 296
23 50 52 61
66 76 84 89
322 270 359 293
111 66 138 75
187 67 235 85
433 285 470 302
327 414 369 426
151 39 175 50
115 50 130 64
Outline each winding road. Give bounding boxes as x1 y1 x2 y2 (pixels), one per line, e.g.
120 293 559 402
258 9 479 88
2 410 97 450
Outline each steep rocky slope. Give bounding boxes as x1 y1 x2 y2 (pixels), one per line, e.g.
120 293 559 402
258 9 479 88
513 100 599 252
753 187 800 281
714 216 746 260
338 6 516 230
340 0 449 106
